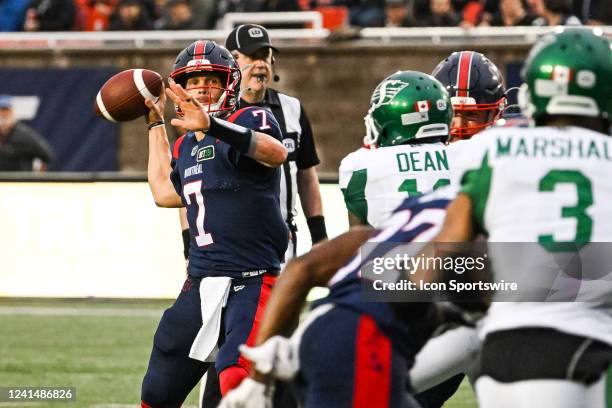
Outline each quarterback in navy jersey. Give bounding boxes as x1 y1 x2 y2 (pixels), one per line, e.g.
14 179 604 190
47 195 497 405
221 188 463 408
140 40 288 408
170 104 288 277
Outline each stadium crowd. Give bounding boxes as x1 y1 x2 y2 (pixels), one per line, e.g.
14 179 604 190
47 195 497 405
0 0 610 32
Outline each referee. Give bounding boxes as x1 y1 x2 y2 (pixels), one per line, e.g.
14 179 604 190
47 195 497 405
198 24 328 408
227 23 328 259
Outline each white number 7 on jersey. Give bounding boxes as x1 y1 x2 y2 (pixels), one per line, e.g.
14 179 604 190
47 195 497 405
183 181 213 247
252 109 271 130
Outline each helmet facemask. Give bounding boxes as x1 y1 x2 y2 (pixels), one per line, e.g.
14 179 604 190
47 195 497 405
170 63 240 119
450 95 506 139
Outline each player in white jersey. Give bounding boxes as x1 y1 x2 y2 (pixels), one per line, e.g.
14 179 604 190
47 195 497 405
339 70 453 228
406 51 508 408
430 27 612 408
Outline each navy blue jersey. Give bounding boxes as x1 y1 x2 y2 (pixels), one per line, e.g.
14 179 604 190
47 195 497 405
170 106 289 278
316 187 457 358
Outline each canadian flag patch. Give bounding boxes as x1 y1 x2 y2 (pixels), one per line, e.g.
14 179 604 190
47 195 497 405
552 66 572 84
415 100 430 112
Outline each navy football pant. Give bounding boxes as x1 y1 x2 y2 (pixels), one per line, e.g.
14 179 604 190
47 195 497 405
298 306 417 408
141 274 275 408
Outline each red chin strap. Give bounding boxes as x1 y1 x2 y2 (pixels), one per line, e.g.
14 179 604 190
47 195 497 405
450 98 505 140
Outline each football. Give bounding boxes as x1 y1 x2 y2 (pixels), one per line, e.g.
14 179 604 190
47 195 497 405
95 69 163 122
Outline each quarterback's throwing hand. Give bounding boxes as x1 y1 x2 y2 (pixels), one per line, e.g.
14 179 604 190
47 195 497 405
219 378 271 408
166 77 210 132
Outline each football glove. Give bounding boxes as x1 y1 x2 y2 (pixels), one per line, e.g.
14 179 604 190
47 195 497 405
218 378 272 408
239 336 299 381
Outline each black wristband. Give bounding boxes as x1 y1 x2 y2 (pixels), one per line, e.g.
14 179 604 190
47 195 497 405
207 117 254 154
182 228 190 259
306 215 327 244
148 120 165 130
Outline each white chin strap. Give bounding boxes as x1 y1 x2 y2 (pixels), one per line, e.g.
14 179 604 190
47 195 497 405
363 112 379 146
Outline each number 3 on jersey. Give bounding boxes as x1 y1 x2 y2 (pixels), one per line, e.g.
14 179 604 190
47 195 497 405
183 181 213 247
538 169 593 252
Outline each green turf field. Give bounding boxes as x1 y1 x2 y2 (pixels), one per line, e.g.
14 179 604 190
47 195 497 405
0 298 477 408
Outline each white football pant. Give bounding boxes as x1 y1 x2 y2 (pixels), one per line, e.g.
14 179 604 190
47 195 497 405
409 326 480 393
476 372 608 408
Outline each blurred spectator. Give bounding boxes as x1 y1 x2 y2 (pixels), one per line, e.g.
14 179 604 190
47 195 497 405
155 0 197 29
0 0 29 31
264 0 300 11
422 0 460 26
215 0 299 16
23 0 76 31
337 0 384 27
384 0 417 26
0 95 54 172
189 0 216 28
460 1 483 27
490 0 535 26
528 0 581 26
413 0 461 20
74 0 118 30
579 0 612 25
108 0 153 29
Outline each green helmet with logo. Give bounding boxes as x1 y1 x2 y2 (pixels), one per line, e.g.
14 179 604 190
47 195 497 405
364 70 452 147
518 27 612 124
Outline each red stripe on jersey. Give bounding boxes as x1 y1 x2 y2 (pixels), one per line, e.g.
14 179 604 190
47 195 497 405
172 134 186 159
237 274 277 372
456 51 473 98
193 40 206 59
219 365 249 396
227 107 250 124
353 315 392 408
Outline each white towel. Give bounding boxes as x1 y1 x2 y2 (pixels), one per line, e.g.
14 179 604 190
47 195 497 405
189 276 232 362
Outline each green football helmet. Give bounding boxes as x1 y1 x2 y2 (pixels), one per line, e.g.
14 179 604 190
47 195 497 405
363 71 453 147
518 27 612 124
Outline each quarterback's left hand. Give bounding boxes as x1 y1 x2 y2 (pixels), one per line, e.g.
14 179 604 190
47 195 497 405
218 378 272 408
239 336 298 381
166 77 210 132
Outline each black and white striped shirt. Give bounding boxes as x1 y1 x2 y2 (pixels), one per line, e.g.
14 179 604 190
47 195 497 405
239 88 320 225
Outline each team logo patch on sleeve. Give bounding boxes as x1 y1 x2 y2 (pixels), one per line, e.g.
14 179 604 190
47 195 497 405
197 146 215 162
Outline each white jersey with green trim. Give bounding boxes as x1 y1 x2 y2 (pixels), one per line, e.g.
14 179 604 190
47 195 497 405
454 125 612 346
339 143 452 228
